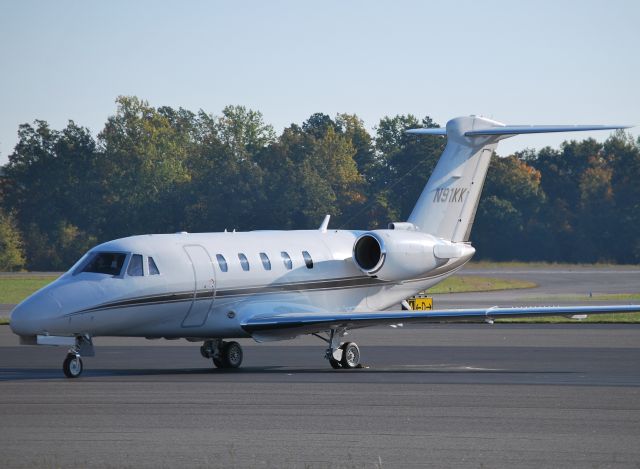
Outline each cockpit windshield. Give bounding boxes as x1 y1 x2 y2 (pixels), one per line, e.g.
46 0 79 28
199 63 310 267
79 252 127 276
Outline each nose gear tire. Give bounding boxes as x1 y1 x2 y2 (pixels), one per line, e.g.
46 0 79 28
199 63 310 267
63 353 83 378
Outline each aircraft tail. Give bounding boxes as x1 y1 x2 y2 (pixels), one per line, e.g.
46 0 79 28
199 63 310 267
405 116 629 242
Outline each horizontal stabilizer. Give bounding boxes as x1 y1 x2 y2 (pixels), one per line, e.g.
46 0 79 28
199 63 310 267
406 123 631 138
465 124 631 136
405 128 447 136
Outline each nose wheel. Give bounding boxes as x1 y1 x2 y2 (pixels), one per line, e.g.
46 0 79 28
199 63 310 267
61 335 93 378
63 353 83 378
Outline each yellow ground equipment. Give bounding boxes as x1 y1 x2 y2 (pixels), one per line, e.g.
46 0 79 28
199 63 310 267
407 294 433 311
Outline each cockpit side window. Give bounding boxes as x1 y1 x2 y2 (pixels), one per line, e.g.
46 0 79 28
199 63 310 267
148 257 160 275
127 254 144 276
79 252 127 276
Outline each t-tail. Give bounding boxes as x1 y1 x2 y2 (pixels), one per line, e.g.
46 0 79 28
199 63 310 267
405 116 630 242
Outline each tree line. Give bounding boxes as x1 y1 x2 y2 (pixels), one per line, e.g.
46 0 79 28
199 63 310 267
1 96 639 271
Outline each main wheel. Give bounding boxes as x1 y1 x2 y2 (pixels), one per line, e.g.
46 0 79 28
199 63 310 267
200 343 211 359
63 353 83 378
340 342 360 369
221 341 243 369
329 357 342 369
212 357 223 368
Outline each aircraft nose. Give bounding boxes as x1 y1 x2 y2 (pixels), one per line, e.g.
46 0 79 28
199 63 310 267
10 291 62 337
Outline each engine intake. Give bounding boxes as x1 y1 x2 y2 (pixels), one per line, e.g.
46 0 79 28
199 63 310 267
353 233 385 273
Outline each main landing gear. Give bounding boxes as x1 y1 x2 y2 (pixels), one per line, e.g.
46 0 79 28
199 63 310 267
315 328 362 370
200 339 243 369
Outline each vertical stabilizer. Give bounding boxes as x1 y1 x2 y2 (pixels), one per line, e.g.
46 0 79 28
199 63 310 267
407 116 501 242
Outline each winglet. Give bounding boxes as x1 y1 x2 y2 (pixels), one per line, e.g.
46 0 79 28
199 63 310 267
319 215 330 233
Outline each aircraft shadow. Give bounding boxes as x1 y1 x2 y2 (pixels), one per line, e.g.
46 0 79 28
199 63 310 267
0 366 575 382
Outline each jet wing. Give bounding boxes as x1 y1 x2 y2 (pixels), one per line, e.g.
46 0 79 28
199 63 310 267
241 304 640 342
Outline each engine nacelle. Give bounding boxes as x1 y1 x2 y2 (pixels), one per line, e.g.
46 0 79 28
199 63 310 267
352 229 475 282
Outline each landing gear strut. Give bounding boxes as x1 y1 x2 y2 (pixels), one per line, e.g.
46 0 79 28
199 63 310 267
316 328 362 370
201 339 243 369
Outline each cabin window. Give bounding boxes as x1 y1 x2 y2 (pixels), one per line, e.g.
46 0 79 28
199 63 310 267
216 254 228 272
259 252 271 270
127 254 144 276
281 251 292 270
148 257 160 275
238 253 250 271
302 251 313 269
79 252 127 276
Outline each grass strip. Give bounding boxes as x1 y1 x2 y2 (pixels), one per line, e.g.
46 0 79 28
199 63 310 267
0 276 60 304
427 275 536 294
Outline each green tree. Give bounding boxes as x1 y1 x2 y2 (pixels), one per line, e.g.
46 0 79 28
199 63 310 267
0 209 25 271
307 126 364 226
473 155 546 260
258 118 364 229
334 113 381 229
374 114 445 223
98 96 193 238
216 105 276 161
336 113 377 180
22 222 97 271
184 106 272 232
522 137 639 262
604 131 640 262
2 119 101 269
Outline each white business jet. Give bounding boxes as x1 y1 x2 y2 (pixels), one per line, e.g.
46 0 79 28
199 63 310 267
10 116 638 378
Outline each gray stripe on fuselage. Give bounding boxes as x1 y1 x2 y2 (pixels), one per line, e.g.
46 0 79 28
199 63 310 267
64 276 383 316
63 258 467 317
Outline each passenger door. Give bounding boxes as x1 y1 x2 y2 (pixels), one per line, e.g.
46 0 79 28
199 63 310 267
181 245 216 327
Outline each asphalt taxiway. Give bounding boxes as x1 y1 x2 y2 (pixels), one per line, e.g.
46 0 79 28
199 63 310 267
0 266 639 468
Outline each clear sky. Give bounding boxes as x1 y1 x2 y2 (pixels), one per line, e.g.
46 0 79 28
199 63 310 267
1 0 638 165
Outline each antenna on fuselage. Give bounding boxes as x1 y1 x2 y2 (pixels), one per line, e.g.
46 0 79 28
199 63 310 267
319 215 330 233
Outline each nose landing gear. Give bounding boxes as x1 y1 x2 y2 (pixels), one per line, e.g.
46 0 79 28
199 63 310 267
61 335 94 378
